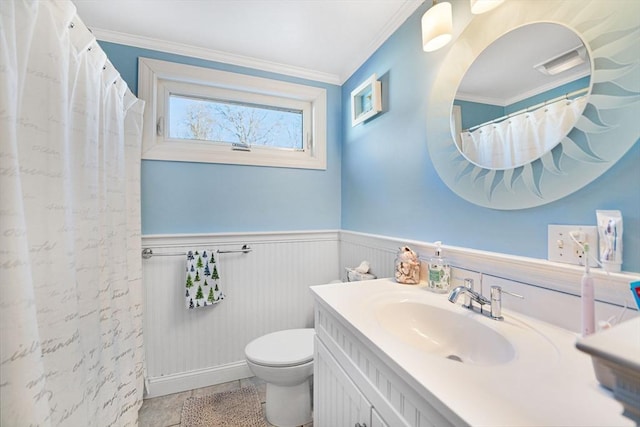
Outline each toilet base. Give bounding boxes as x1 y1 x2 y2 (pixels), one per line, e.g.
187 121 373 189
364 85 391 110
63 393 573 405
265 379 312 427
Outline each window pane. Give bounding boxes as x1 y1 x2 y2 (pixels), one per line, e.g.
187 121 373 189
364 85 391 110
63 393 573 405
168 94 303 149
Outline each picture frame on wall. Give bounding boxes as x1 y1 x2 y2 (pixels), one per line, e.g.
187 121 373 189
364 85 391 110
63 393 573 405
351 74 382 126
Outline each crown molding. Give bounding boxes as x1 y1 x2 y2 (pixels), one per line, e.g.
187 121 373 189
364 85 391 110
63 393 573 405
91 0 423 86
338 0 424 83
91 28 342 86
456 69 591 106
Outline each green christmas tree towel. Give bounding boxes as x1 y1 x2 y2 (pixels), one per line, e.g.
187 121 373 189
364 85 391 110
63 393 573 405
185 249 225 309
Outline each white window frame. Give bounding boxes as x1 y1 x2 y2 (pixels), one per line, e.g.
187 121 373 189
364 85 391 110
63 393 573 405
138 57 327 170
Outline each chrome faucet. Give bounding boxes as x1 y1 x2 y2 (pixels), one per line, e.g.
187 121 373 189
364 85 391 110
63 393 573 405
461 278 475 309
448 284 491 307
448 282 523 320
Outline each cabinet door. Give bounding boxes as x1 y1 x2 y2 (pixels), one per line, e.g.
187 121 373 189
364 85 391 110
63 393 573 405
371 408 389 427
314 337 372 427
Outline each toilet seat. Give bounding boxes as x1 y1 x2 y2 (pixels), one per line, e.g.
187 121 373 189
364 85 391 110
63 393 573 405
245 328 314 368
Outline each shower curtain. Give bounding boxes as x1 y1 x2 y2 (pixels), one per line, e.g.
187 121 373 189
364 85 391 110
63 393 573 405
0 1 145 425
461 95 588 169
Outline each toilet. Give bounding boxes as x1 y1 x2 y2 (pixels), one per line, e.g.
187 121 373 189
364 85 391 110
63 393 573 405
244 328 315 427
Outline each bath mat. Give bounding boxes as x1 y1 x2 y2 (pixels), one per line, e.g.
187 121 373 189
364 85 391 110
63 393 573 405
180 385 268 427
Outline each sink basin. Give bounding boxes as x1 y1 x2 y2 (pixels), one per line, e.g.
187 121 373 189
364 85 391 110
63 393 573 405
374 301 515 365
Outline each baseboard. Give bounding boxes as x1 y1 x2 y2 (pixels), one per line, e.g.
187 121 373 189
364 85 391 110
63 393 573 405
145 360 253 398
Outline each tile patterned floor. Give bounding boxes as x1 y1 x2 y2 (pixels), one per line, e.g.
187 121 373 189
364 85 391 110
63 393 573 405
138 377 313 427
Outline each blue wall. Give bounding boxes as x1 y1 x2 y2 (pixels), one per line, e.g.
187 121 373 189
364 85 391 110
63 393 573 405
341 2 640 272
453 99 503 130
100 2 639 273
99 42 342 235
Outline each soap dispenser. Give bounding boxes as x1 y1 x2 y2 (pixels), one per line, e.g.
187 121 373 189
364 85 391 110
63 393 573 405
428 241 450 293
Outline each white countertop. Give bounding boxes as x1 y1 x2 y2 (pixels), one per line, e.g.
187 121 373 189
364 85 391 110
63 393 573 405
311 279 633 427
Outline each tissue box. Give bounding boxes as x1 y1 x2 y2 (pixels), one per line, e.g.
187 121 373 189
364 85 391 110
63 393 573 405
345 268 376 282
576 317 640 424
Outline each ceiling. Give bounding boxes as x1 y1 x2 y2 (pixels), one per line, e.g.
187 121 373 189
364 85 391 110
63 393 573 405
73 0 424 84
456 22 590 105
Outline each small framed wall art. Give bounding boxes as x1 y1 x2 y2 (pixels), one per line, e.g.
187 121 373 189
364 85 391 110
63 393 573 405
351 74 382 126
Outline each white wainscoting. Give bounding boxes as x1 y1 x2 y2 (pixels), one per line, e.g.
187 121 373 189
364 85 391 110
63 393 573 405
141 229 639 398
141 231 340 397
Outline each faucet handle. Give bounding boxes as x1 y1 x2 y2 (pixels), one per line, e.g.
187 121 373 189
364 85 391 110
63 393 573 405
462 278 474 309
498 287 524 300
489 286 524 320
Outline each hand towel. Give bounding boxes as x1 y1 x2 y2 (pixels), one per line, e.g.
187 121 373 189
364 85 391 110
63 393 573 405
185 250 225 309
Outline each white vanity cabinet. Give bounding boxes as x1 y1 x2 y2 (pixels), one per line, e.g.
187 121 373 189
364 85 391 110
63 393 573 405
313 297 460 427
315 337 388 427
312 280 635 427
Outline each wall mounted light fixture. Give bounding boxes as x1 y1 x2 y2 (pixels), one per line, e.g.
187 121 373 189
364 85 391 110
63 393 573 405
423 0 505 53
421 1 453 52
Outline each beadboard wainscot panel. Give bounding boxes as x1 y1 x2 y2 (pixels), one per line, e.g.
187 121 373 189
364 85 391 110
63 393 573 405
339 231 639 330
339 232 396 281
142 230 340 397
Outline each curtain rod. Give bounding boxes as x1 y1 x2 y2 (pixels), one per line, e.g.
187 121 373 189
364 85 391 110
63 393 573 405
141 244 252 259
464 87 589 133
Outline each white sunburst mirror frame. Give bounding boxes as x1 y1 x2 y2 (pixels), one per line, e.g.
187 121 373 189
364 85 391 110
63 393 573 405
427 0 640 209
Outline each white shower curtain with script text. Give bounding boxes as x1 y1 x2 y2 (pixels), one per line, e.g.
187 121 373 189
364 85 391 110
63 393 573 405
1 1 145 425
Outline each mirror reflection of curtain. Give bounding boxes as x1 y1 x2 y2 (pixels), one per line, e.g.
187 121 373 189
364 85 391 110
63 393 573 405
1 1 145 425
461 96 588 169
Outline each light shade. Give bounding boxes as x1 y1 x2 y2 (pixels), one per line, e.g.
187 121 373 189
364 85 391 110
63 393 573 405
422 2 453 52
470 0 504 14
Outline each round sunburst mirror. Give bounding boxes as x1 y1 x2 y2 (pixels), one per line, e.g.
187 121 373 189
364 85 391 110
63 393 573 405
427 0 640 210
452 23 591 170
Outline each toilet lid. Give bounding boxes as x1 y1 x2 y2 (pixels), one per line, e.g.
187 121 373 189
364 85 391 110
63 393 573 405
245 328 315 367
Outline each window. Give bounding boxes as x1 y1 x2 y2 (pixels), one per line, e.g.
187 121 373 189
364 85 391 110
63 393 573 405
138 58 327 169
168 94 304 150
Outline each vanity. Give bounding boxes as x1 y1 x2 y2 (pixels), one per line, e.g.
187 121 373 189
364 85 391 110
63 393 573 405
311 279 633 426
